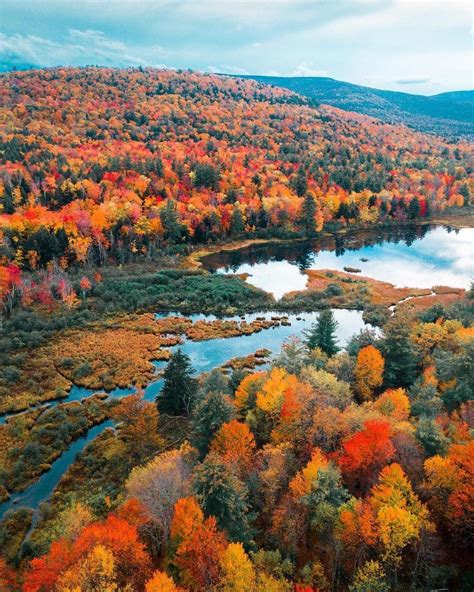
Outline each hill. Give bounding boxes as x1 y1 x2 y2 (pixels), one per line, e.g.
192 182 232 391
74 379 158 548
239 75 474 138
0 67 471 277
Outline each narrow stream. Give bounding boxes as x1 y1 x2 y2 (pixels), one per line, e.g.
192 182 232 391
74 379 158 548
0 420 114 522
0 309 368 520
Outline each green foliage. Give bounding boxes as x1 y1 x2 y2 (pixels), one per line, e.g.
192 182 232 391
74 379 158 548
193 452 253 544
191 390 235 457
382 318 418 388
305 309 339 356
158 349 198 416
434 340 474 410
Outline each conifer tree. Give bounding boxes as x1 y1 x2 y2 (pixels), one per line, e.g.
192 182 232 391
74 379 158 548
158 349 198 416
306 310 339 356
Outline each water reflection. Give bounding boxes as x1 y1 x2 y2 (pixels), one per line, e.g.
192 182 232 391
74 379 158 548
203 226 472 298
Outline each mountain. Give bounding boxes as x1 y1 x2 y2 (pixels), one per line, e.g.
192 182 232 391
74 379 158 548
0 67 471 271
238 75 474 138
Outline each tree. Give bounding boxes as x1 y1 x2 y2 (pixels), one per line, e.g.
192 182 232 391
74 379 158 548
112 393 163 462
337 419 395 493
293 167 308 197
355 345 384 400
158 349 198 416
298 192 317 235
126 444 195 551
145 570 183 592
210 420 256 474
219 543 256 592
172 514 227 591
192 452 252 543
160 200 187 243
434 340 474 410
191 390 235 457
305 310 339 356
382 319 418 388
230 205 245 237
349 561 389 592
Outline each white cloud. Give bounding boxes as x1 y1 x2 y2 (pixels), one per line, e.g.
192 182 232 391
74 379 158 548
291 62 328 77
0 29 146 69
396 76 431 85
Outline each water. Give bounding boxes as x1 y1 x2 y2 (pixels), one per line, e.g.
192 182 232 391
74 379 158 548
0 420 114 522
203 226 473 298
5 224 470 519
0 310 367 517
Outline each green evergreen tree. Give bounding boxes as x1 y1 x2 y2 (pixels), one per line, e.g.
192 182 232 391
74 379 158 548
381 318 418 388
293 166 308 197
298 192 317 236
229 205 245 238
193 452 253 543
160 199 187 243
305 310 339 356
191 390 234 457
157 349 198 416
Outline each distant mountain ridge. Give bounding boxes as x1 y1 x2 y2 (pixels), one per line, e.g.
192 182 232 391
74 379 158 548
237 75 474 139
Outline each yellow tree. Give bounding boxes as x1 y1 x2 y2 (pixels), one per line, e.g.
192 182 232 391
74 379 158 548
356 345 384 400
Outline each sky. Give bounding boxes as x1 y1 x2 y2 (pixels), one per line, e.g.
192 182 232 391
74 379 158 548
0 0 472 95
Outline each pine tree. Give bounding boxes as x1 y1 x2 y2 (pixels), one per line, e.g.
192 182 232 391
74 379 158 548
158 349 198 416
193 452 252 543
381 319 418 388
298 192 317 236
305 310 339 356
229 206 244 238
191 390 235 457
294 166 308 197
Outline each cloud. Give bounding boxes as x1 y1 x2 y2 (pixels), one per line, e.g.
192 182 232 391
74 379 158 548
0 29 147 71
291 62 328 77
396 76 431 85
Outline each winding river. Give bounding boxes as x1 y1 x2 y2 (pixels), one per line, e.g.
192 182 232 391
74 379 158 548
1 224 472 522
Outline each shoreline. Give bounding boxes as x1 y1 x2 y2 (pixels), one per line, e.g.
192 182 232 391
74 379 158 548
184 211 474 270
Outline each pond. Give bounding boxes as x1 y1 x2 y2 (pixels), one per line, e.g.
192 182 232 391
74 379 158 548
202 225 473 299
0 309 369 520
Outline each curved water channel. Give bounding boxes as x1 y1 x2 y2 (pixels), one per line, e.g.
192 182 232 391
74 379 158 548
1 224 471 522
0 309 368 521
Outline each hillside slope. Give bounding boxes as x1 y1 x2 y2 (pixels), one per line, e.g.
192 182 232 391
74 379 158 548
0 67 471 275
239 75 474 138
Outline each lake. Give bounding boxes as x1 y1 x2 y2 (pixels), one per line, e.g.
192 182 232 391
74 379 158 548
202 225 473 299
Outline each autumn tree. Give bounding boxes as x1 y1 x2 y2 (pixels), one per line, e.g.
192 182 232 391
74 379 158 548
355 345 384 400
337 419 395 493
111 392 163 462
126 444 196 551
210 420 256 474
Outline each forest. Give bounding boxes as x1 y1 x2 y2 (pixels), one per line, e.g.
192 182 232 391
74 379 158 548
0 68 473 591
1 67 472 313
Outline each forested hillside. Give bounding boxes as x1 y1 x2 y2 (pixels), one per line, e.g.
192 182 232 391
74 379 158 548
240 75 474 138
1 67 472 310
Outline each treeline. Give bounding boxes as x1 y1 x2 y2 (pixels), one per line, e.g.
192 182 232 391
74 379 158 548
1 288 472 591
0 68 472 283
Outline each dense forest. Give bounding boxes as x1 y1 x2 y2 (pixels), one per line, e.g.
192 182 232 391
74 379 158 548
0 68 473 591
240 75 474 138
0 68 472 313
1 291 472 591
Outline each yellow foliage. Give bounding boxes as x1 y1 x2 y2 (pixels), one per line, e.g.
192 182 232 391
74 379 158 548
289 448 328 497
220 543 256 592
